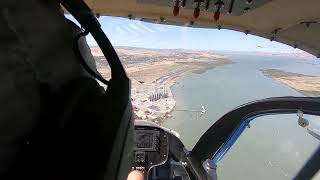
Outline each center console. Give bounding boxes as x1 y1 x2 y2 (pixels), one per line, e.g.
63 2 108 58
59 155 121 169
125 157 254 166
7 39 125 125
132 126 169 175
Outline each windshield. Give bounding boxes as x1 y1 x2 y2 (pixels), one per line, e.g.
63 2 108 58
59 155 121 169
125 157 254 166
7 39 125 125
68 15 320 179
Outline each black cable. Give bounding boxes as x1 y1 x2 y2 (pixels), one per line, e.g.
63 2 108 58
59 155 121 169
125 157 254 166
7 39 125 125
73 31 109 85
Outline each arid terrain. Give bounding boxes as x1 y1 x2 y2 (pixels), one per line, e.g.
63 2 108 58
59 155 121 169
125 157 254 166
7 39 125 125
92 47 232 83
91 47 232 122
91 46 320 121
262 69 320 96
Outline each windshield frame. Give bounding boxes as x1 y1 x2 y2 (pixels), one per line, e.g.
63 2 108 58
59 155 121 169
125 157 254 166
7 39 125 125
190 97 320 164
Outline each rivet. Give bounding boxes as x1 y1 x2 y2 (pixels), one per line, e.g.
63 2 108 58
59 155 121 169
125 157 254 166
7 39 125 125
160 17 165 22
272 28 282 35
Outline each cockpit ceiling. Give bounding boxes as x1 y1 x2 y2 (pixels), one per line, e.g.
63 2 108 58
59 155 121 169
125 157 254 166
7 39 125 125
85 0 320 57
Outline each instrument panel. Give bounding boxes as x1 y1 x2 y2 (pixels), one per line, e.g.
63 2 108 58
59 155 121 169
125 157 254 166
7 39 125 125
136 130 160 151
132 125 169 178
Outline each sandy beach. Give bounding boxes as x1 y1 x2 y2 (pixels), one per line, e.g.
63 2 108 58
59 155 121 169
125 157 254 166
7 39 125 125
262 69 320 96
92 47 233 123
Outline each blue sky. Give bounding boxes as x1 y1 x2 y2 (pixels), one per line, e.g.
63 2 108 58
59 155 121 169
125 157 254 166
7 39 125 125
68 15 304 53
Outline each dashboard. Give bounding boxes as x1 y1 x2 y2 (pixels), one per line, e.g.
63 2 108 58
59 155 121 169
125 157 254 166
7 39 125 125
132 125 169 177
132 121 194 180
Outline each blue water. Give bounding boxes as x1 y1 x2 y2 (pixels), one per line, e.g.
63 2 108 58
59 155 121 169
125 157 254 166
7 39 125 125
162 54 320 179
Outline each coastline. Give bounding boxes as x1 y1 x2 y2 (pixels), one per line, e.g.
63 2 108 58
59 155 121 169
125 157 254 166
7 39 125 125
129 58 233 125
262 69 320 96
92 47 233 124
94 46 319 125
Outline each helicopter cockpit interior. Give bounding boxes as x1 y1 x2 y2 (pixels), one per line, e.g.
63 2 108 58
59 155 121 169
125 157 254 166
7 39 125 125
1 0 320 180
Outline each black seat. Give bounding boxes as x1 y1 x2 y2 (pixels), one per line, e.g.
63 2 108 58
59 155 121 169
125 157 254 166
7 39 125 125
0 1 133 179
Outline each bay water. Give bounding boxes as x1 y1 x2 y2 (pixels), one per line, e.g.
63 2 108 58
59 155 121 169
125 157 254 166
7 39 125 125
162 53 320 179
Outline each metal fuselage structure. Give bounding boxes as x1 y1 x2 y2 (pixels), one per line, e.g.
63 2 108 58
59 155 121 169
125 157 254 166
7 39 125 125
84 0 320 57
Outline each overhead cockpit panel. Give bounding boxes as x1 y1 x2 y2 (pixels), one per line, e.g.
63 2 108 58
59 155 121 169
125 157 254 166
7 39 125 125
84 0 320 57
137 0 273 16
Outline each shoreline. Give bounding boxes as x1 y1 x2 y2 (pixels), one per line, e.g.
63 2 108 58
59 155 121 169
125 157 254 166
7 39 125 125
92 46 233 124
262 69 320 96
131 58 233 124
